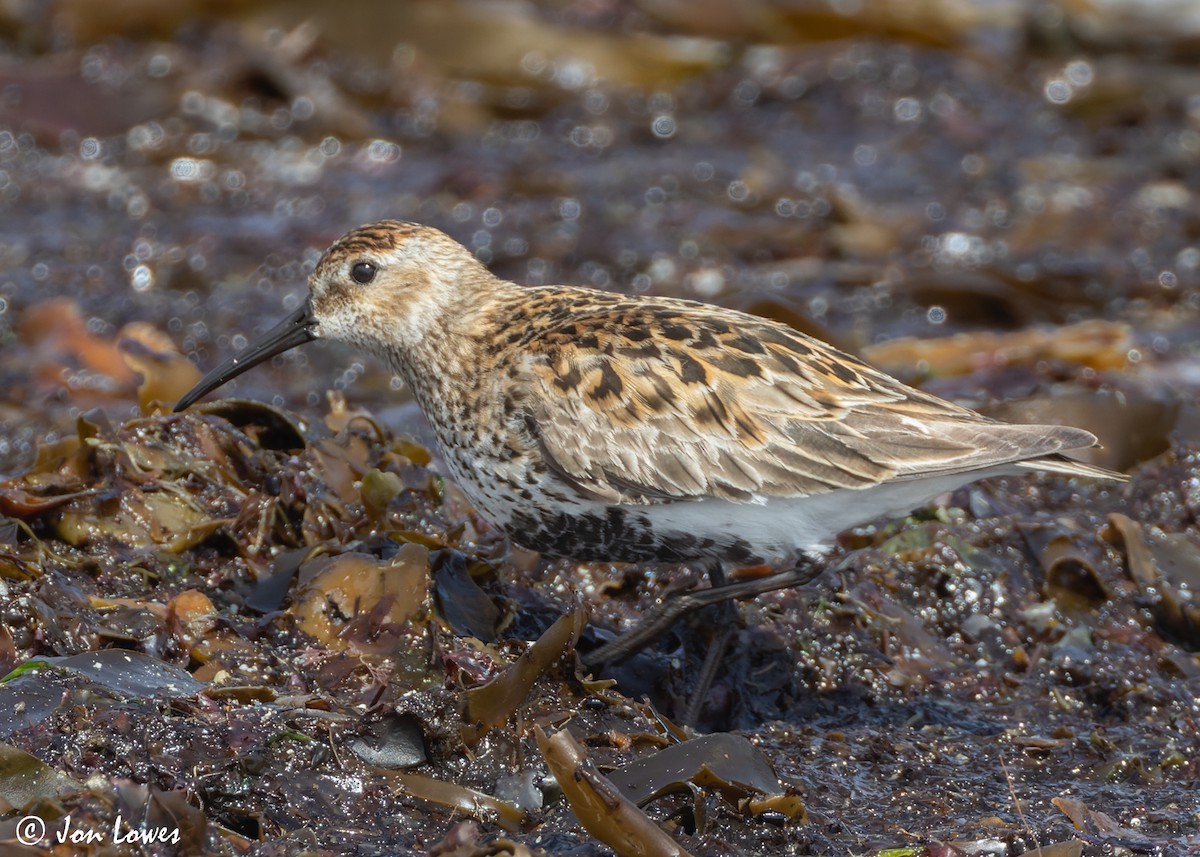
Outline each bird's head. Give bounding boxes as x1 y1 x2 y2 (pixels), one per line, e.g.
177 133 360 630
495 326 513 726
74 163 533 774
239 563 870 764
174 220 489 411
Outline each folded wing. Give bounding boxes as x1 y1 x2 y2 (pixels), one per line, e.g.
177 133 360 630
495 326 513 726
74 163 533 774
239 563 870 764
506 300 1120 505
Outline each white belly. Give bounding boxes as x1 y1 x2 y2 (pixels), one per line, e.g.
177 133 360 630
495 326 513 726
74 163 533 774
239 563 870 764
625 466 1016 563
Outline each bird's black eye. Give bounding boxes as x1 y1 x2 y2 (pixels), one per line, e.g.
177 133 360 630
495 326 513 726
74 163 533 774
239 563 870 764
351 261 377 284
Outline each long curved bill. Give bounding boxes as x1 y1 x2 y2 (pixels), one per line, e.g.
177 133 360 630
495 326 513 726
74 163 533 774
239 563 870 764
174 301 318 412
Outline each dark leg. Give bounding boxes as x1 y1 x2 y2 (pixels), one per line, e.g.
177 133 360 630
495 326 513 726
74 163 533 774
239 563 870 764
582 557 821 670
682 562 737 726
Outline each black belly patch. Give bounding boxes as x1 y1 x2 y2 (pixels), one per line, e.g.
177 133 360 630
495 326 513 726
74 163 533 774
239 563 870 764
507 507 763 565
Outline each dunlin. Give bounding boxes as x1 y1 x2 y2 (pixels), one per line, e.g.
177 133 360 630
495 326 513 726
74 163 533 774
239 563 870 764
175 220 1123 694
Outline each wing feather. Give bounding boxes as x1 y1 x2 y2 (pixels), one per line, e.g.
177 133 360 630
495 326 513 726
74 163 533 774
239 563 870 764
504 297 1118 505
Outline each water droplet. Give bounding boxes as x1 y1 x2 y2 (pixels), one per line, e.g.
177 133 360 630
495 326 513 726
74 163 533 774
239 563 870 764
131 264 154 292
651 115 676 139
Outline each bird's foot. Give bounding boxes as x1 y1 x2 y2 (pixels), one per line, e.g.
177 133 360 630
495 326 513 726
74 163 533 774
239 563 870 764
582 558 822 725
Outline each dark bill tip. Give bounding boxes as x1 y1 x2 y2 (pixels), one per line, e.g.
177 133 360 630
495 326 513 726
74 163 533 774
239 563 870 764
174 301 318 412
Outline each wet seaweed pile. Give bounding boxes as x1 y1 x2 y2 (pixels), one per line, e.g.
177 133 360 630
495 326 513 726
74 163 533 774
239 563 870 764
0 0 1199 854
0 375 1196 854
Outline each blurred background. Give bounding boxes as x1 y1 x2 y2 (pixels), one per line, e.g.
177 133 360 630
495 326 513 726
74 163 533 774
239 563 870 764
0 0 1197 472
1 4 1198 852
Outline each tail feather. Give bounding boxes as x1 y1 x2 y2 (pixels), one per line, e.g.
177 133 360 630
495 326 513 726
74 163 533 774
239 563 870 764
1015 454 1127 481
